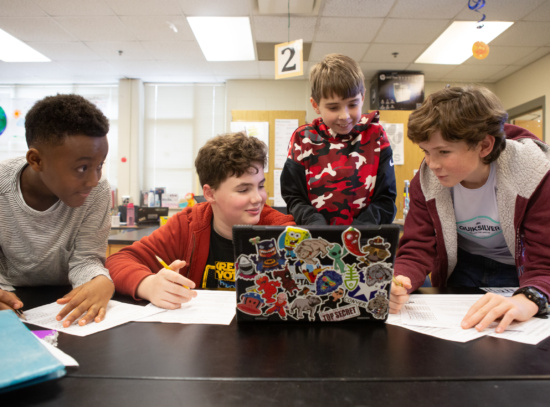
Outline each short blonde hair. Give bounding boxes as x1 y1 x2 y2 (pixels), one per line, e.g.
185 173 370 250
310 53 365 103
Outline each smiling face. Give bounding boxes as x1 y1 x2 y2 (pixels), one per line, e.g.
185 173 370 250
311 92 365 136
418 131 494 189
24 135 108 209
205 164 267 239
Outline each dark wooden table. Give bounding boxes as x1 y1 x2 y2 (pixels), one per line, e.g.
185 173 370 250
5 286 550 406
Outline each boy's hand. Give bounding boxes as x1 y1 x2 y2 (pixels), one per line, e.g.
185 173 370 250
461 292 539 333
389 275 412 313
0 289 24 314
136 259 197 309
56 275 115 328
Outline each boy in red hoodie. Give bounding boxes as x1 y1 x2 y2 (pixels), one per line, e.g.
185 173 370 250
107 133 294 309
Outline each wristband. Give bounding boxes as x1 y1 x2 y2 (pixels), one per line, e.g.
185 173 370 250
513 286 549 316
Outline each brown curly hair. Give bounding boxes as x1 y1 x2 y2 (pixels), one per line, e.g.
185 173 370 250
195 132 267 189
310 53 365 103
408 86 508 164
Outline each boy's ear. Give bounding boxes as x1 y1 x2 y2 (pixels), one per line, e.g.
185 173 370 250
310 97 320 114
203 184 215 203
26 148 43 172
479 135 496 158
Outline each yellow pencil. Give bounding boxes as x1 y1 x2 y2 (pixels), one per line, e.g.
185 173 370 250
392 276 404 287
155 255 190 290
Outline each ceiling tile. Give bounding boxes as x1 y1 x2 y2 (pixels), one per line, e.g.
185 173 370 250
309 42 368 62
316 17 383 43
0 17 76 41
26 42 101 61
463 46 538 65
54 16 136 41
0 0 47 17
178 0 252 16
491 21 550 47
374 18 450 44
490 65 525 82
454 0 546 21
120 16 195 41
35 0 115 16
515 47 550 66
252 16 317 42
321 0 395 18
362 43 426 64
1 0 549 84
389 0 465 19
85 41 153 60
440 63 509 83
107 0 182 16
141 41 205 61
523 1 550 21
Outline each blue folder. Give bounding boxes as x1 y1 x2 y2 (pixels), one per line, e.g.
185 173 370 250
0 310 66 393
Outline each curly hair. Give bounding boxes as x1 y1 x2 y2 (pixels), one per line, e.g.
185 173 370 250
195 132 267 189
310 53 365 103
408 86 508 164
25 94 109 147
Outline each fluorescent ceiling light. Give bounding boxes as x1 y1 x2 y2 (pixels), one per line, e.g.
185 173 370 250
187 17 255 61
0 28 50 62
416 21 513 65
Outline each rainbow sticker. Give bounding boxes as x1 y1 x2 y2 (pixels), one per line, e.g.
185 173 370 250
0 106 6 136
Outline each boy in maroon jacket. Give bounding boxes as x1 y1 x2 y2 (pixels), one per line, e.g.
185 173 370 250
391 86 550 333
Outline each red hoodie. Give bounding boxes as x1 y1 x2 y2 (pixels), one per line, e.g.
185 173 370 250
107 202 295 299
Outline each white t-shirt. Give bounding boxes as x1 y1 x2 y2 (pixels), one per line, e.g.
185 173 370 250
452 163 514 265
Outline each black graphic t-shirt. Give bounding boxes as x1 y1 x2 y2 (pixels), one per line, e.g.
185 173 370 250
202 227 236 290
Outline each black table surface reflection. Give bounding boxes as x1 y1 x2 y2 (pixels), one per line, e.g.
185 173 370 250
5 286 550 407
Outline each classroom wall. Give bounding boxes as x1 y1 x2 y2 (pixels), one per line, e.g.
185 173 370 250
225 79 316 128
494 53 550 141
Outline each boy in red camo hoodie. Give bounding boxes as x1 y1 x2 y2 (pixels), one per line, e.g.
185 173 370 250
281 53 396 225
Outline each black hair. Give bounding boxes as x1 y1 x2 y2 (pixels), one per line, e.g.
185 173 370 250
25 94 109 147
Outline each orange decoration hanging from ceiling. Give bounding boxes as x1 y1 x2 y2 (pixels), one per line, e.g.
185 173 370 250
472 41 490 60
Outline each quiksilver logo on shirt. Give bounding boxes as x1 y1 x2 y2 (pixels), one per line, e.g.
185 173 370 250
456 217 502 239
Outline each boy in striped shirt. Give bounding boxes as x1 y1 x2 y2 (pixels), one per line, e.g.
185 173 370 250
0 94 114 327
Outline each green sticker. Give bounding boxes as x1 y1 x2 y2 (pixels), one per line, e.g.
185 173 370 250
0 106 6 136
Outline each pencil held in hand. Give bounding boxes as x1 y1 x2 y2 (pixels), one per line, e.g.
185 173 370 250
392 276 404 287
155 255 171 270
155 255 190 290
15 308 27 320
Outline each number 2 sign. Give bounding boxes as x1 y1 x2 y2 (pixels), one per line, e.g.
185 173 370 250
275 39 303 79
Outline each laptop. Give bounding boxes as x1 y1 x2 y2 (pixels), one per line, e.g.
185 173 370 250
233 224 400 323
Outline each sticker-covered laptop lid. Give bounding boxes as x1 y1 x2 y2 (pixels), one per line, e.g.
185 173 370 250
233 224 400 323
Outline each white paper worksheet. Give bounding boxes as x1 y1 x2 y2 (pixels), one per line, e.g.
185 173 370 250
136 290 236 325
387 294 550 345
24 300 165 336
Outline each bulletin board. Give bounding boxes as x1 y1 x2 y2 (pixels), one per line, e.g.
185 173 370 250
374 110 425 220
231 110 307 206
